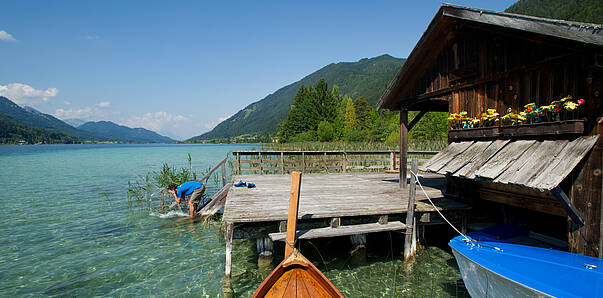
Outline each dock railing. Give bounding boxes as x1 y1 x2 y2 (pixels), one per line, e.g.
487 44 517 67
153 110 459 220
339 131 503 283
231 150 438 175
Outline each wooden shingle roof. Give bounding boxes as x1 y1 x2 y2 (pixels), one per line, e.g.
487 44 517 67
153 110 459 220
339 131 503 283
420 136 599 191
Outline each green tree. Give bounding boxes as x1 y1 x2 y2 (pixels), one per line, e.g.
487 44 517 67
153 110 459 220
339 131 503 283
317 121 335 142
344 97 357 130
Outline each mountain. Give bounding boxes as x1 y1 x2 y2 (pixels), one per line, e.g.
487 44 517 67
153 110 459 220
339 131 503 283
188 54 405 141
63 118 86 128
0 114 79 144
78 121 176 143
0 96 101 140
506 0 603 24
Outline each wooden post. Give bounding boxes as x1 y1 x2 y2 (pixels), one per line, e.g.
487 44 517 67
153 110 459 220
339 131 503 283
256 236 274 258
236 152 241 175
301 152 305 173
221 162 226 188
404 159 418 262
400 110 408 189
349 234 367 265
285 172 302 257
258 152 263 175
280 152 285 174
343 152 347 173
330 218 341 228
225 222 234 278
324 152 328 173
390 152 395 171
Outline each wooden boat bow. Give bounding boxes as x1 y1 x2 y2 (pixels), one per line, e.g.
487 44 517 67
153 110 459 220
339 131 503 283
252 172 344 298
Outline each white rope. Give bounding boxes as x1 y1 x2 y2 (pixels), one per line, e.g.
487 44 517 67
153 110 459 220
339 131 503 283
409 170 472 242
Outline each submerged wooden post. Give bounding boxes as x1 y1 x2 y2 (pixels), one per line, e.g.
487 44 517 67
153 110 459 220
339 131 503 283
404 159 418 261
225 222 234 278
285 171 302 257
400 109 408 189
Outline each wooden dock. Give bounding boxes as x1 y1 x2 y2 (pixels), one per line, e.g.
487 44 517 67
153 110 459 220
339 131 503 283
223 172 466 224
221 172 469 276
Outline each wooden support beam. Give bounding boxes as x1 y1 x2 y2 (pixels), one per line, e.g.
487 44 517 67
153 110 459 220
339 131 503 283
408 110 427 131
404 159 418 262
285 172 302 257
400 110 408 189
378 215 388 225
224 222 234 278
330 218 341 228
551 186 585 227
269 222 408 241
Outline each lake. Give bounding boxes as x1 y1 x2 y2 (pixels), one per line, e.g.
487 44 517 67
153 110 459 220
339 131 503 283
0 144 466 297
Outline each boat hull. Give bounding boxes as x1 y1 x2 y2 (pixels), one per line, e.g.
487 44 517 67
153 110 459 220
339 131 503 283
451 245 550 297
450 235 603 297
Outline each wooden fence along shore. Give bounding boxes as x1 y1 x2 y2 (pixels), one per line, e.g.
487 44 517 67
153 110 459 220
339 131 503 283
232 150 438 175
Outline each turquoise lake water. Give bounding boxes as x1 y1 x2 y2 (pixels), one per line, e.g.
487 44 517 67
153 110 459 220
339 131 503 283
0 144 466 297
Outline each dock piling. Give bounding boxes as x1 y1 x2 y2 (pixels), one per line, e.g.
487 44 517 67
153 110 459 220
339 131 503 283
404 159 418 261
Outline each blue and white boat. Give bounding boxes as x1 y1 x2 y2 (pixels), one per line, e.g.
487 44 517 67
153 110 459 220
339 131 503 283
449 225 603 297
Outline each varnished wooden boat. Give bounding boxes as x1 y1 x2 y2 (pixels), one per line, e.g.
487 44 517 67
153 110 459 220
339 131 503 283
252 249 344 297
252 172 344 298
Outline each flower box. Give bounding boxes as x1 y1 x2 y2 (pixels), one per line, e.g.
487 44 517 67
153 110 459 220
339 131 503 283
448 126 503 141
448 120 585 141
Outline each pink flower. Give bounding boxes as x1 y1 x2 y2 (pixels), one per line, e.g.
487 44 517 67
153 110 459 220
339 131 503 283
578 99 585 106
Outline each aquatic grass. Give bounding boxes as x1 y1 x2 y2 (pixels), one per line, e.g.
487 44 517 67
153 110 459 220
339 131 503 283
126 155 210 213
307 240 329 271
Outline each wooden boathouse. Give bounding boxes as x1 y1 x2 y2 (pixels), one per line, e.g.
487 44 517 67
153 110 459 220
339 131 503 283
378 5 603 257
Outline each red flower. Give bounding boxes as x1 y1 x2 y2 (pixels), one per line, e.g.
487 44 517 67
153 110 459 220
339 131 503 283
526 108 532 112
578 99 585 106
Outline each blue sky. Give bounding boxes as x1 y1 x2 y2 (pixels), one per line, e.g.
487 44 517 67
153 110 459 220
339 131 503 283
0 0 517 140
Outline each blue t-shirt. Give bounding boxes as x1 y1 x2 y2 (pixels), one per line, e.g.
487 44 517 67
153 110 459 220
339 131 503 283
176 181 203 198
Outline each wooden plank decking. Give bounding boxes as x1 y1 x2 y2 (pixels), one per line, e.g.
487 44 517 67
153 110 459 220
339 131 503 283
222 172 469 224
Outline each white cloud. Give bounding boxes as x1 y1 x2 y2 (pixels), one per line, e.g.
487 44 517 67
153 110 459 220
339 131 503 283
54 107 93 119
0 30 16 42
63 100 71 106
54 102 113 120
124 111 188 133
0 83 59 106
95 101 110 108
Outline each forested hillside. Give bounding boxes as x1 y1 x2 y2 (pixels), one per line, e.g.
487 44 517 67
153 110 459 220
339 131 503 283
0 114 79 144
188 54 405 141
0 96 101 141
506 0 603 24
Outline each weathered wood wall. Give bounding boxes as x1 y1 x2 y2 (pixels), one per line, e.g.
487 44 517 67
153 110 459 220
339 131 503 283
408 26 601 134
410 24 603 256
